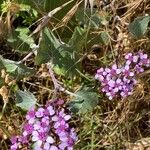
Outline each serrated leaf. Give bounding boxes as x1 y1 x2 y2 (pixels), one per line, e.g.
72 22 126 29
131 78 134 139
76 8 91 26
7 27 35 53
35 28 63 65
128 15 150 38
68 27 86 50
76 8 109 28
16 90 37 110
69 87 99 114
35 27 86 76
0 56 35 80
16 28 35 46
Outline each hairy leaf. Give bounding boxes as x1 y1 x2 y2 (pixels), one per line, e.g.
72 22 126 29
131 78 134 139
0 56 35 80
128 15 150 38
16 90 37 110
7 28 35 53
69 87 99 114
76 8 109 28
35 27 86 76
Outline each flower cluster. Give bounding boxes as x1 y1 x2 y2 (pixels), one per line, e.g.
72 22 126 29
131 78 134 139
10 99 78 150
95 51 150 100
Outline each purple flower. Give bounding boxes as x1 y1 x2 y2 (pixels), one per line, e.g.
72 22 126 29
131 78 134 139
44 142 50 150
56 99 64 105
108 80 115 88
18 135 28 144
105 68 111 73
47 106 55 116
95 74 104 81
33 120 41 130
70 128 78 142
50 145 59 150
58 134 76 150
95 51 150 99
125 53 133 61
97 68 104 74
23 123 34 136
36 108 45 118
10 143 18 150
102 86 109 92
43 136 55 150
55 121 69 134
11 136 18 144
26 107 36 124
52 109 71 122
40 117 50 130
10 101 77 149
133 55 139 63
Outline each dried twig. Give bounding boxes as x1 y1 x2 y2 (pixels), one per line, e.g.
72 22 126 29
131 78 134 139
15 0 74 52
32 0 75 35
54 0 82 30
46 63 77 97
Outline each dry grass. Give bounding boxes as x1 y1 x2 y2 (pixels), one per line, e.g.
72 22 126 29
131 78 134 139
0 0 150 149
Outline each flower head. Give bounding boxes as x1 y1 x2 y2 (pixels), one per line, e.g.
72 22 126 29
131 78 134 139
10 99 77 150
95 51 150 100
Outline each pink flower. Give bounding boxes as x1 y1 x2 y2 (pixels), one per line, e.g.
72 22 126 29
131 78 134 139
10 102 77 149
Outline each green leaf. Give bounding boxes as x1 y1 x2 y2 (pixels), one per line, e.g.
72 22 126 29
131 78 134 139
35 27 61 65
128 15 150 38
16 90 37 110
99 31 109 45
17 0 45 12
69 87 99 114
35 27 86 76
87 31 110 48
76 8 110 28
68 27 86 50
7 27 35 53
0 56 35 80
76 8 92 27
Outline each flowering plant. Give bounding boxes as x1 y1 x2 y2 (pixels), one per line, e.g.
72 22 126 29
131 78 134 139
10 99 78 150
95 51 150 100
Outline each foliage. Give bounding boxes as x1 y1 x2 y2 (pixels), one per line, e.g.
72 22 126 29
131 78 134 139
35 27 86 76
69 86 99 114
128 15 150 38
7 27 35 53
15 90 37 110
0 56 35 80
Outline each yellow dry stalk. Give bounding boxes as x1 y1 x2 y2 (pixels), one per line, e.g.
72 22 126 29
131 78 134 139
1 69 16 86
5 74 12 85
84 0 94 13
54 1 82 30
1 69 7 79
8 80 16 86
0 17 6 38
9 2 20 14
1 1 20 33
0 85 9 104
126 138 150 150
2 1 20 14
